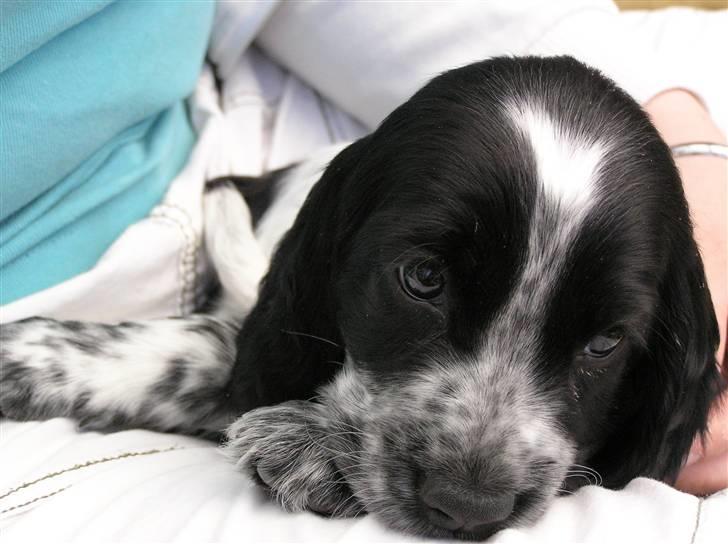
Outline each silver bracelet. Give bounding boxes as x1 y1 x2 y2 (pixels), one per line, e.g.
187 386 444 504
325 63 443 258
670 142 728 159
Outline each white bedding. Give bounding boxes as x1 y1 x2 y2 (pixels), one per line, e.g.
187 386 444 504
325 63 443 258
1 419 724 543
2 3 727 543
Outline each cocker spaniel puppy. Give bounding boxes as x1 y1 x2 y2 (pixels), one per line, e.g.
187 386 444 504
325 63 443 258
1 56 723 540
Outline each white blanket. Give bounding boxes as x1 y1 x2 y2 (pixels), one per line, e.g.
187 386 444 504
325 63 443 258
0 419 724 543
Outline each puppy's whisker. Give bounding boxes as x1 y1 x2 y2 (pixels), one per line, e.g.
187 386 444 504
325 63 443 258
566 471 597 486
382 242 437 272
557 487 575 495
351 502 370 519
302 416 343 459
568 466 601 482
570 464 603 486
280 329 341 348
330 488 369 518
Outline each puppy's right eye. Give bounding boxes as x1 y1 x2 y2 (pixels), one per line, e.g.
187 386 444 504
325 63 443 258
584 330 623 358
399 260 445 301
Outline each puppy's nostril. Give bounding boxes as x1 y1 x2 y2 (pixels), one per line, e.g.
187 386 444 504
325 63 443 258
426 504 460 530
420 476 515 535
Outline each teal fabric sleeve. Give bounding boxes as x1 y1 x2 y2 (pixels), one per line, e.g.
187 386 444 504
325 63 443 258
0 0 216 304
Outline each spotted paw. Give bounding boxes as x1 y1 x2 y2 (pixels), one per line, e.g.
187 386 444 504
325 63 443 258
223 400 363 517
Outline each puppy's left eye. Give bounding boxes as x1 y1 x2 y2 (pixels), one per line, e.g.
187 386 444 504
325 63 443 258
399 259 445 301
584 331 623 358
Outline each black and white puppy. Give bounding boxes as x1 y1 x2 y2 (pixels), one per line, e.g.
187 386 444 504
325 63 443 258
1 57 723 540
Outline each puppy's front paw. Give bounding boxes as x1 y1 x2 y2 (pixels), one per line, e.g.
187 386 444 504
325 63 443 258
223 401 363 517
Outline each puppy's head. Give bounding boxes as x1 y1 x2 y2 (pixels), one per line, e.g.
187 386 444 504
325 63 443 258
231 56 722 539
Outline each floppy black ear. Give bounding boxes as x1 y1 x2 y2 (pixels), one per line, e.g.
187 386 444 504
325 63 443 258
593 216 725 488
225 138 372 413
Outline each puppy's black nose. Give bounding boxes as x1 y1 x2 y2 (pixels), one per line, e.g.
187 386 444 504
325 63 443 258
420 476 515 535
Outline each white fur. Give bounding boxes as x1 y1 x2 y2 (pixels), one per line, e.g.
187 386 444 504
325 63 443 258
497 100 612 321
255 143 347 257
204 184 269 320
507 101 605 210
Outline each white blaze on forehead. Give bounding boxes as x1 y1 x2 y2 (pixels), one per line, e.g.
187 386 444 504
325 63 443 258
480 100 614 363
507 101 605 210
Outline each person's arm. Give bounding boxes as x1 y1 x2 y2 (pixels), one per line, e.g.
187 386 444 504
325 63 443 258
254 0 631 129
644 89 727 496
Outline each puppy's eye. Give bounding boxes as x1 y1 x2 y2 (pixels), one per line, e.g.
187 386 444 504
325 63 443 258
399 260 445 301
584 331 623 358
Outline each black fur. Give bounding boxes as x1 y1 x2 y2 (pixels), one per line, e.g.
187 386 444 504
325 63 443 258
224 137 372 412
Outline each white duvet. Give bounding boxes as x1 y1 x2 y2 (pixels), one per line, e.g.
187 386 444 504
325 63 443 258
2 2 727 543
0 419 724 543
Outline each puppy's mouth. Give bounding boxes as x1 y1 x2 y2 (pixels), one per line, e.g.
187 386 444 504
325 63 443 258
318 364 574 540
328 426 561 541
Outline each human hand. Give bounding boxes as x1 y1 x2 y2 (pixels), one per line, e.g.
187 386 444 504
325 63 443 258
644 89 727 496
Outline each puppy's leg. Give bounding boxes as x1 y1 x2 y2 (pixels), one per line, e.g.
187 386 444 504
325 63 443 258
0 183 268 433
0 315 238 433
224 400 363 517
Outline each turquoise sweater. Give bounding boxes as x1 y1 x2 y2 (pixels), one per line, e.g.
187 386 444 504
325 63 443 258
0 0 215 304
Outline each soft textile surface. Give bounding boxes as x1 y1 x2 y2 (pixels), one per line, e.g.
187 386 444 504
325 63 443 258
0 419 724 543
0 1 215 304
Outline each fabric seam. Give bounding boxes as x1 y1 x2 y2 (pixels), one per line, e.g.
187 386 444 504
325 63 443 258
690 496 704 544
150 205 199 315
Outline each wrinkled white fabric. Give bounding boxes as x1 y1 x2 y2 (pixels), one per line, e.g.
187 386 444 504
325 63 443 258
618 7 728 132
255 1 728 132
2 2 727 542
1 419 723 543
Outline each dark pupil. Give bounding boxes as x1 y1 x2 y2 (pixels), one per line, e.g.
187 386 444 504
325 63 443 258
416 265 437 286
400 260 444 300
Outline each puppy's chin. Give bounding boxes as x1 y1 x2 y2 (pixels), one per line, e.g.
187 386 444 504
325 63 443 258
318 362 575 540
